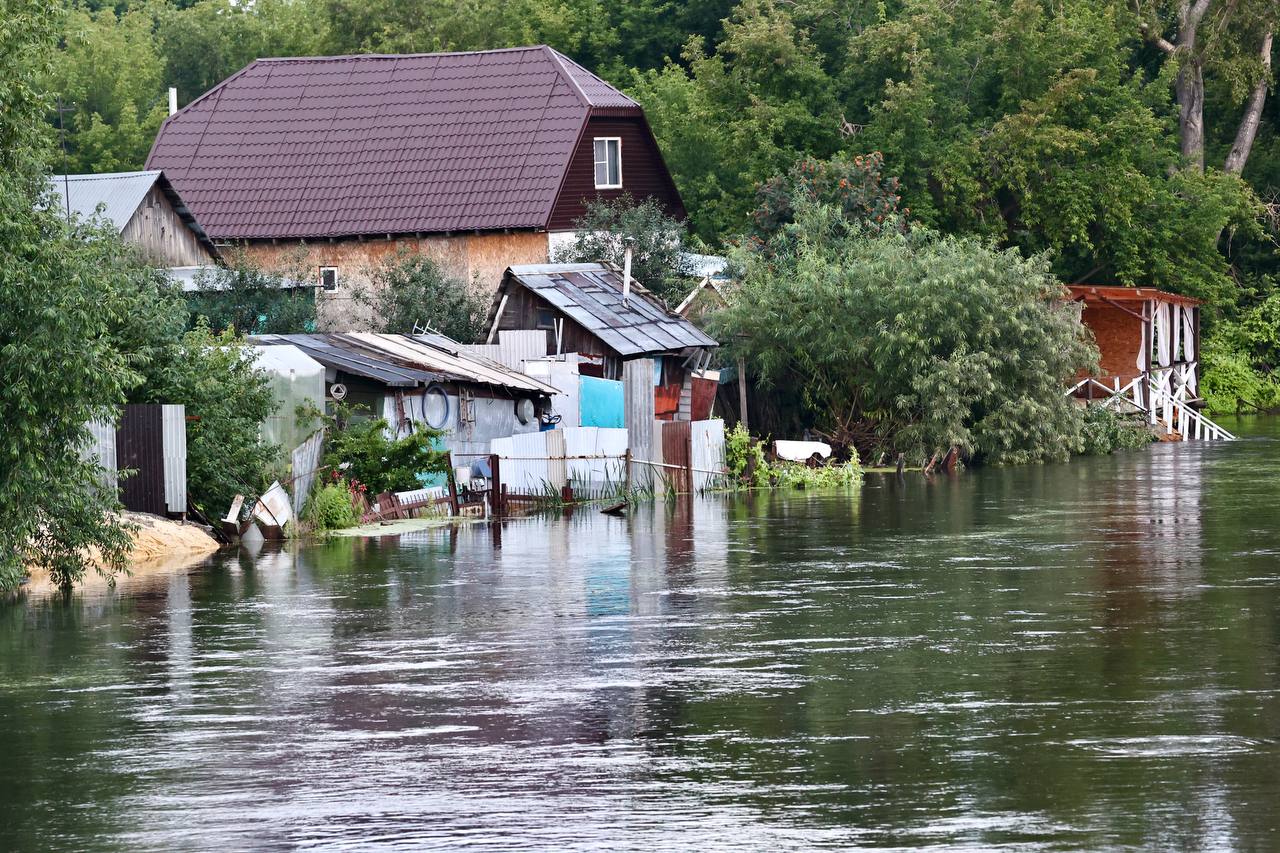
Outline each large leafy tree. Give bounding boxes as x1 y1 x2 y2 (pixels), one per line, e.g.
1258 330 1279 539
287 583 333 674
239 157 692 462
1 0 137 589
714 204 1098 463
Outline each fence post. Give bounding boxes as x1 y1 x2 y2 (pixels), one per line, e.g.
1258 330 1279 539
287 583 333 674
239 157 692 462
489 453 502 517
623 448 632 497
444 451 460 516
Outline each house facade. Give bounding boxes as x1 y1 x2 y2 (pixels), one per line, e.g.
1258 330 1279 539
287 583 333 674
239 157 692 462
146 46 684 328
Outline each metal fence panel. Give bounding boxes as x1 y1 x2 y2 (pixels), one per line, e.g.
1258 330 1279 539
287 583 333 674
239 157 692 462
161 404 187 514
290 429 326 518
84 419 118 494
117 404 166 516
691 419 726 492
662 419 692 493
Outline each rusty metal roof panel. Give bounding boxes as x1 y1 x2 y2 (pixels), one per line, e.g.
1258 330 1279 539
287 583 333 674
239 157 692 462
502 263 719 357
253 334 438 386
146 47 636 240
345 333 557 395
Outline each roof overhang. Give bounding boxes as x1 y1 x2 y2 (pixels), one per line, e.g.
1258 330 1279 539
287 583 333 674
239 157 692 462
1066 285 1202 308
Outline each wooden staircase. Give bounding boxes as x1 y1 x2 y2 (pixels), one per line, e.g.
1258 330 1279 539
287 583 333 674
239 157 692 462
1068 376 1234 442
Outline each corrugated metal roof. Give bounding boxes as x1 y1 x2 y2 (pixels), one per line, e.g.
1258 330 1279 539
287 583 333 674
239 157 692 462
252 333 557 395
48 170 161 230
48 170 219 258
146 46 642 240
496 263 719 357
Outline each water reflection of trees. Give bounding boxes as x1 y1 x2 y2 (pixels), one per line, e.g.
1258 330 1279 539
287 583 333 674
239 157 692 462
3 450 1280 849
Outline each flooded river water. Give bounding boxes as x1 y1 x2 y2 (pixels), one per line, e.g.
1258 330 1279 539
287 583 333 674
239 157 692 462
3 418 1279 851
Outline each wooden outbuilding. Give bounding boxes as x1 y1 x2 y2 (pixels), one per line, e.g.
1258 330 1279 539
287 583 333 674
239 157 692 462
487 263 719 421
49 170 219 267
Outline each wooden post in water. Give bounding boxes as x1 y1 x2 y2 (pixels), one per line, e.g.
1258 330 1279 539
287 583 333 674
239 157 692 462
489 453 503 517
444 451 460 516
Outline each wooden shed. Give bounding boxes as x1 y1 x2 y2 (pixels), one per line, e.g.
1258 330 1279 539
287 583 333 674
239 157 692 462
49 170 219 267
487 263 720 421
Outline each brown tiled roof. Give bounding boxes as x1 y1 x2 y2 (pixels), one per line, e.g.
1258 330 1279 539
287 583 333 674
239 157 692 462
146 46 641 240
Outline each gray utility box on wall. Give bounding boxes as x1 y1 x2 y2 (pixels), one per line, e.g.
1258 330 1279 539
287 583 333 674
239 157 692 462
116 404 188 518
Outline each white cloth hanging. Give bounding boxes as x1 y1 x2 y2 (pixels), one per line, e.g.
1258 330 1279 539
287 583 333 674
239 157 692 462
1156 303 1172 368
1137 301 1148 374
1182 305 1197 393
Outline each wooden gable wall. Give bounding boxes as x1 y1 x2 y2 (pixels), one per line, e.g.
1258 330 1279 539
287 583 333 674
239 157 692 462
122 184 216 268
546 116 686 230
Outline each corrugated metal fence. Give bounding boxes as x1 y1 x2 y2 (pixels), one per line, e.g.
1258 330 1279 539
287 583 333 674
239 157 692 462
116 404 187 516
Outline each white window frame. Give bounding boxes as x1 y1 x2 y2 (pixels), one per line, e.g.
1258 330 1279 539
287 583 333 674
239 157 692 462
319 266 338 291
593 137 622 189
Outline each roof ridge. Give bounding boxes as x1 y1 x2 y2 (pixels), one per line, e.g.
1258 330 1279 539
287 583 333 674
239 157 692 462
256 45 549 64
541 45 590 109
52 170 161 182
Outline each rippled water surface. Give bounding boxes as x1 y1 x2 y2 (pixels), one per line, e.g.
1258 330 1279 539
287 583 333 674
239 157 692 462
4 418 1280 851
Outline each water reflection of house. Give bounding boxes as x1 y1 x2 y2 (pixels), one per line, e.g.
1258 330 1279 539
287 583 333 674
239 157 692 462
251 333 556 460
1067 286 1231 441
487 263 719 421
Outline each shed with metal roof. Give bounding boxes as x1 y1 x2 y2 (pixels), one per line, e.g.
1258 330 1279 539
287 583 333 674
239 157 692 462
251 333 558 458
48 170 219 266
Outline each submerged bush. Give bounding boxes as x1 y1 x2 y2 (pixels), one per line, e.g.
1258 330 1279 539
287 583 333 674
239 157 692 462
1078 406 1155 455
303 481 359 531
323 408 448 495
724 423 862 490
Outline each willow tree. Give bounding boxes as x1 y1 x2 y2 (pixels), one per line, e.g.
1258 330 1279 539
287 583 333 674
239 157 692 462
713 205 1098 464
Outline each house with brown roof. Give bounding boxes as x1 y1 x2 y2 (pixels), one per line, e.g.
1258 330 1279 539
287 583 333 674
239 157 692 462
146 46 685 328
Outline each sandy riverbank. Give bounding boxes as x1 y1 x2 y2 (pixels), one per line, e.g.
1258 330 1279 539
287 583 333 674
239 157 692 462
19 512 221 598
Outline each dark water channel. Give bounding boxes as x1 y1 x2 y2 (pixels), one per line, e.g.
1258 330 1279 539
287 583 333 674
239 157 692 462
3 418 1280 851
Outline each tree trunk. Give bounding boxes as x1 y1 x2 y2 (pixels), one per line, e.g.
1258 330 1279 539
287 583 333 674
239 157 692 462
1176 57 1206 172
1224 30 1274 175
1138 0 1215 173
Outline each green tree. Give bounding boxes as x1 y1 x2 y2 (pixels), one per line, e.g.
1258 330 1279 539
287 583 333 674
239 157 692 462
713 205 1098 464
185 250 318 335
0 0 135 590
750 152 904 248
630 0 844 240
357 250 487 340
551 195 696 303
46 3 169 172
134 323 279 518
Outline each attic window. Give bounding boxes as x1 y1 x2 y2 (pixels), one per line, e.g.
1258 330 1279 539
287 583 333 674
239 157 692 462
593 137 621 189
536 308 556 329
319 266 338 291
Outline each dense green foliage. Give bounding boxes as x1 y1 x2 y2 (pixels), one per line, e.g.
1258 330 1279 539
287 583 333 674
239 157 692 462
134 323 279 518
302 480 360 531
0 0 280 589
716 205 1098 463
724 424 862 488
357 250 486 340
185 252 318 335
1 0 137 590
1201 293 1280 412
1079 406 1156 455
323 413 449 495
551 195 696 303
